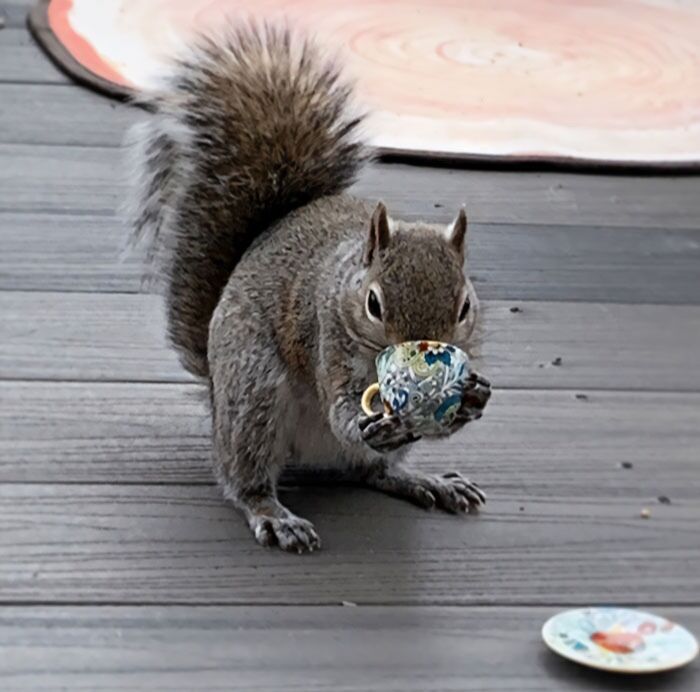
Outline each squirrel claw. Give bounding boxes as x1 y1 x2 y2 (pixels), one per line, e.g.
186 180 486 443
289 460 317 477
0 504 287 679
467 371 491 389
447 377 492 433
358 412 384 431
440 471 487 506
250 514 321 553
361 414 421 452
365 469 485 512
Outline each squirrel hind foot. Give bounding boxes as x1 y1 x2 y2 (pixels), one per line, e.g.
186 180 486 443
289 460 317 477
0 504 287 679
249 513 321 553
241 494 321 553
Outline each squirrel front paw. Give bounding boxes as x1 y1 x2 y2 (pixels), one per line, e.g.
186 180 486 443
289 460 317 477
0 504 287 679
359 412 422 453
444 372 492 434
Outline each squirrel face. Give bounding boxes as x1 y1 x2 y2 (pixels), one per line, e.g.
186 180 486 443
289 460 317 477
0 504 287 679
345 202 479 351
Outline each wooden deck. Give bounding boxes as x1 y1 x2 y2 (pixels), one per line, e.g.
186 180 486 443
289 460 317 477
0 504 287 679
1 2 700 688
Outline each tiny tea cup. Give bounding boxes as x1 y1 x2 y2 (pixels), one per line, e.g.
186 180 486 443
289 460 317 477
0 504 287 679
361 340 482 437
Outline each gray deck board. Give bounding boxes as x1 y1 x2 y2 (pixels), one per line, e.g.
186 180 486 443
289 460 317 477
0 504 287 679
0 29 70 83
0 84 138 145
3 212 700 304
1 483 698 605
2 382 699 495
0 0 31 29
0 292 188 383
1 605 697 691
0 213 142 293
2 292 700 390
3 143 700 229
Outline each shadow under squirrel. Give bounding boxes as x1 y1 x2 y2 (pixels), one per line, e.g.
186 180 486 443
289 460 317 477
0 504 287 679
126 22 491 552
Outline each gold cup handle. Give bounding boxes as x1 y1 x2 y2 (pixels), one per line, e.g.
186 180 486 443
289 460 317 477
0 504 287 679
361 383 381 417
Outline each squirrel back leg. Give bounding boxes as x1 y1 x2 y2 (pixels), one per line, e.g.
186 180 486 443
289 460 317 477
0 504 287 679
359 461 486 513
354 378 490 513
318 359 486 513
209 301 320 553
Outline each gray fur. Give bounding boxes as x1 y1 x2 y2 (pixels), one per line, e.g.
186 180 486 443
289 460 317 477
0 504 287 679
128 23 489 552
127 22 368 376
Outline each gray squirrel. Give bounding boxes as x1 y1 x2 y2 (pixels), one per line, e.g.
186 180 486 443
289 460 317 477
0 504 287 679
127 22 491 552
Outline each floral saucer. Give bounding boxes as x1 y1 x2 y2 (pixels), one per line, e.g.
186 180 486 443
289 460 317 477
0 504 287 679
542 607 698 673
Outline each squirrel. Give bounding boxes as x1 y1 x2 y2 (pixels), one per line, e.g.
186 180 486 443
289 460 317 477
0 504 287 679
127 22 491 552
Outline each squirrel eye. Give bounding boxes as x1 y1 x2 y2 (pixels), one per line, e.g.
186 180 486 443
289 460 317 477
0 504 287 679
458 297 471 323
366 289 383 321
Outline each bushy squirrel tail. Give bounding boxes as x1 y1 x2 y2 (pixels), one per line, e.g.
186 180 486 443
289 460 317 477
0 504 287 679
125 22 368 376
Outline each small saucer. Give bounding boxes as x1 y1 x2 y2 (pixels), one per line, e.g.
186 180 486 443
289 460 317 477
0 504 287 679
542 607 698 674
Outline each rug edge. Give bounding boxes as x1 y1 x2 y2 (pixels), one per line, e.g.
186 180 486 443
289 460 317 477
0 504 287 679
28 0 133 101
25 0 700 172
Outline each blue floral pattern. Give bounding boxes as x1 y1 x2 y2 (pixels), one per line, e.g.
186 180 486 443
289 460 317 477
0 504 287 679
375 340 471 436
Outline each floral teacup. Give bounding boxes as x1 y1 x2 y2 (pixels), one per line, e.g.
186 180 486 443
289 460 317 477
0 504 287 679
361 340 486 437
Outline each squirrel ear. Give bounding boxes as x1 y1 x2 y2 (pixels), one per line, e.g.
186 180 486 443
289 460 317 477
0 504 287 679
363 201 392 266
446 207 468 258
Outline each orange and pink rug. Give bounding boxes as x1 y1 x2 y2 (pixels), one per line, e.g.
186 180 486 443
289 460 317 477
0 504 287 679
29 0 700 168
